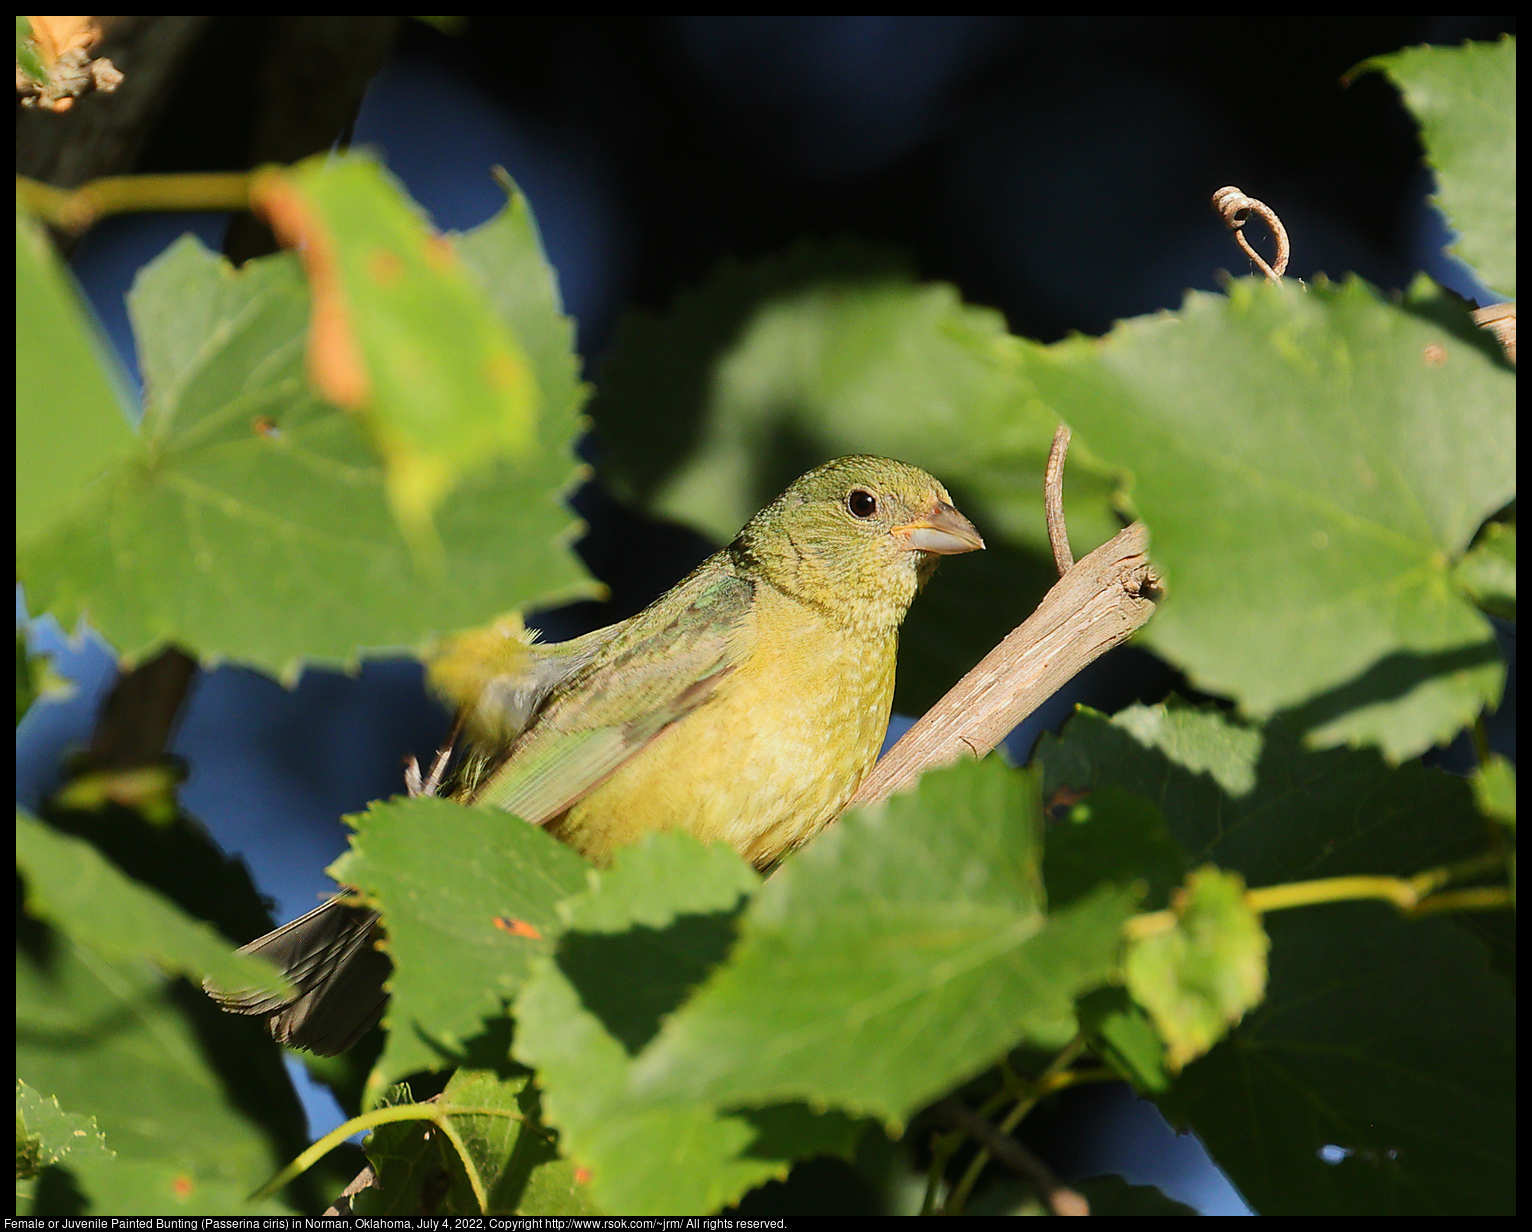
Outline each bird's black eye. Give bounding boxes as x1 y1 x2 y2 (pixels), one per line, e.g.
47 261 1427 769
847 488 878 519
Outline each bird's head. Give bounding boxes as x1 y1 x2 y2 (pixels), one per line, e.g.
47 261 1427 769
733 455 984 635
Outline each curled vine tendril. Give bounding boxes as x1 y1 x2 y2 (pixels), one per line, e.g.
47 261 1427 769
1212 185 1290 282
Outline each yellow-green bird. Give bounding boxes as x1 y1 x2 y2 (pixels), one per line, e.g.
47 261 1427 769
208 456 982 1053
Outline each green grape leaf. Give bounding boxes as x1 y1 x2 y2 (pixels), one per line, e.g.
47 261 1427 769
1039 703 1489 885
513 831 827 1215
1028 276 1513 760
16 809 289 999
251 155 541 547
18 176 598 679
1043 784 1188 912
1355 37 1516 296
17 888 310 1214
1040 704 1513 1214
324 795 590 1103
1124 866 1269 1071
16 208 136 549
631 761 1133 1125
16 1080 114 1179
353 1069 601 1216
513 756 1133 1214
1159 904 1513 1214
1454 518 1514 619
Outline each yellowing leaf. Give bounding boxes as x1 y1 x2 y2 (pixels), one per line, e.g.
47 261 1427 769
252 154 542 554
1125 866 1269 1071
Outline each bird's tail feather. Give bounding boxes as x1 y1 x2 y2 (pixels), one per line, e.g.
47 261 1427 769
203 897 391 1056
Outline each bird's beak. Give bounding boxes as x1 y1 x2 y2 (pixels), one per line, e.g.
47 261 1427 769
891 500 985 555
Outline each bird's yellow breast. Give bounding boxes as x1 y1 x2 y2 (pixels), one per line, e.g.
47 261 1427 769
545 581 898 868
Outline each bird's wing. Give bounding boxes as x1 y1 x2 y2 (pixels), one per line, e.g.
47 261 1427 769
465 563 753 824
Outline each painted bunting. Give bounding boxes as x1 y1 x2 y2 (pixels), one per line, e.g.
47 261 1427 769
207 456 983 1053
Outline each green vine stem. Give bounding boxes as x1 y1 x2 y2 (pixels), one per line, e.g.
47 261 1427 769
1124 851 1512 942
920 1128 964 1215
17 172 255 234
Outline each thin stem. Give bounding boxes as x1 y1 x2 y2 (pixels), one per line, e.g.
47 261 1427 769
933 1098 1088 1216
1408 886 1514 915
17 171 256 235
433 1114 491 1214
249 1100 523 1210
944 1036 1088 1214
920 1128 963 1215
1123 853 1514 941
1037 1064 1119 1092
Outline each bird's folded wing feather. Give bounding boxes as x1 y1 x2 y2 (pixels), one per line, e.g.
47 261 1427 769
466 564 753 824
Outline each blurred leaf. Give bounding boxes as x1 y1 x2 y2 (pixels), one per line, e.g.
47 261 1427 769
326 795 589 1102
1124 866 1268 1071
1028 277 1513 760
51 763 183 826
17 900 309 1214
1454 518 1515 619
251 155 542 549
16 809 289 999
1355 37 1516 296
459 168 587 435
1471 755 1515 828
1077 988 1171 1094
17 183 597 678
587 241 1122 711
16 208 136 549
17 632 75 726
